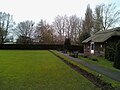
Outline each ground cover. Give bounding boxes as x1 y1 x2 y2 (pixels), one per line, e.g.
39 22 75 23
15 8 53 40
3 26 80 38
0 50 99 90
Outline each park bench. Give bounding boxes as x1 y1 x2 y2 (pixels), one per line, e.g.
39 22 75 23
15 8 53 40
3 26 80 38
69 51 79 58
62 49 68 54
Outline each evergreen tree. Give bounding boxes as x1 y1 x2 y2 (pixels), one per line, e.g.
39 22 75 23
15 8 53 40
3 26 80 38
64 38 71 51
83 4 93 36
114 41 120 69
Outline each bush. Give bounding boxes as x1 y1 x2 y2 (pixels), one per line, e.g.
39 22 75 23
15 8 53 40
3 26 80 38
88 55 98 61
81 53 98 61
114 41 120 69
105 42 116 61
63 38 71 51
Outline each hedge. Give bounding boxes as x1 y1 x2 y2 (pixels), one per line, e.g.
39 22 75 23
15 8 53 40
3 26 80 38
0 44 83 52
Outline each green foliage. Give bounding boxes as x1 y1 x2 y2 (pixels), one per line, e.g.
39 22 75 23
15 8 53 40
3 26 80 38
64 38 71 51
79 32 90 45
0 50 99 90
105 42 116 61
114 41 120 69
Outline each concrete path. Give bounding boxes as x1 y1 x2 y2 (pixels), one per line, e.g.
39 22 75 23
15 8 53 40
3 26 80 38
56 51 120 82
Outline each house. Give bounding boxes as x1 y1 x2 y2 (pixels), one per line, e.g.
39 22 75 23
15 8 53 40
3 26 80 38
82 27 120 57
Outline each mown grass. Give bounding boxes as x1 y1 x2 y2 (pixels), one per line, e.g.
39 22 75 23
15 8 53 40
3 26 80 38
78 54 120 72
0 50 99 90
52 50 120 90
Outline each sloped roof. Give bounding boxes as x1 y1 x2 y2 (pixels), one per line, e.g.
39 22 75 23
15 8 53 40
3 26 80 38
82 27 120 43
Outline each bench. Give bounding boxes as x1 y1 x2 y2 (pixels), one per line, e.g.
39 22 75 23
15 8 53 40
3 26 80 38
69 51 79 58
62 49 68 54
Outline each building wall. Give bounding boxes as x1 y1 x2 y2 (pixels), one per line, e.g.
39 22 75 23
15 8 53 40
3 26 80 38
83 36 120 57
94 43 105 57
83 43 105 57
83 43 90 54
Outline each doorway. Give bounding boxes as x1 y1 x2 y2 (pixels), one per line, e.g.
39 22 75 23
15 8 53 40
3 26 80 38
90 42 94 54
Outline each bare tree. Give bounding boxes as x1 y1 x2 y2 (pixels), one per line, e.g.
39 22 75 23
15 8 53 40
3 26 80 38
102 3 120 30
15 20 35 44
93 3 120 31
92 3 120 32
52 15 66 44
0 12 14 44
69 15 82 44
52 15 82 44
35 20 55 44
64 16 70 38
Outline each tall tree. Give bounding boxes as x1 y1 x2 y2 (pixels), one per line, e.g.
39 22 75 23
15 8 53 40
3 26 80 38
52 15 66 44
15 20 35 44
35 20 54 44
80 4 93 44
53 15 82 44
0 12 14 44
93 5 103 33
93 3 120 31
69 15 82 44
83 4 93 36
102 3 120 30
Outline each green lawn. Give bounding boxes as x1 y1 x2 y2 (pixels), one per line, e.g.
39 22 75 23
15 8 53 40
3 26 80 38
0 50 99 90
79 54 120 72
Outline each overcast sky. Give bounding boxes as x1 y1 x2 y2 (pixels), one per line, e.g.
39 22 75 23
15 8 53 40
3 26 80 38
0 0 120 24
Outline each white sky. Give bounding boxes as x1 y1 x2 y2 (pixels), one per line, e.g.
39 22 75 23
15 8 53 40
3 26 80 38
0 0 119 24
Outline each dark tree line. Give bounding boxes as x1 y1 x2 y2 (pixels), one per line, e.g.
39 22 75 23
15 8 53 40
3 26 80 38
0 3 120 45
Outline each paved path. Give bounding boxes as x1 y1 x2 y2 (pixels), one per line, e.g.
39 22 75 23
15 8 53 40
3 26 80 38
56 51 120 82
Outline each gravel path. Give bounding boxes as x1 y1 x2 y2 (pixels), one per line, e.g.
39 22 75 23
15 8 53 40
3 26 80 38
56 51 120 82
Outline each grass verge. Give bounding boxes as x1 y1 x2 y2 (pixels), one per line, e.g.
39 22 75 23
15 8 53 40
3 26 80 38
51 50 120 90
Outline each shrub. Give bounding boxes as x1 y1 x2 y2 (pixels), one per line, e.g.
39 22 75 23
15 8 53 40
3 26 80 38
105 42 116 61
114 41 120 69
81 53 98 61
63 38 71 51
88 55 98 61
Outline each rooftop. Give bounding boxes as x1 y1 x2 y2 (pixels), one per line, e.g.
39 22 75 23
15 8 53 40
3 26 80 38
82 27 120 43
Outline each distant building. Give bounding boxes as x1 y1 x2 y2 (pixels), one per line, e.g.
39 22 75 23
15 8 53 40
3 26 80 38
82 27 120 57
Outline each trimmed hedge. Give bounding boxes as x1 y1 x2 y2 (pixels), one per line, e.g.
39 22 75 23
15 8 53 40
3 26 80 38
0 44 84 52
0 44 63 50
69 45 83 52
